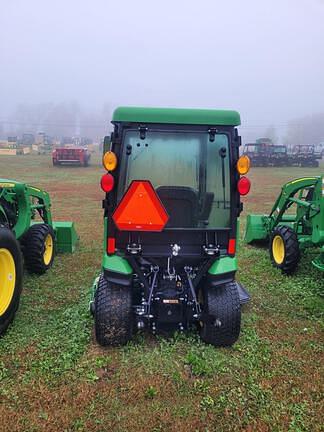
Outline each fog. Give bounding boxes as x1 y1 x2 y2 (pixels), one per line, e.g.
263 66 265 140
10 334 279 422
1 0 324 141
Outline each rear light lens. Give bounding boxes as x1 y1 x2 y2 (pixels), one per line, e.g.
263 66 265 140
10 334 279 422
237 155 250 175
107 237 116 254
100 173 114 192
228 238 236 254
237 176 251 196
103 151 117 171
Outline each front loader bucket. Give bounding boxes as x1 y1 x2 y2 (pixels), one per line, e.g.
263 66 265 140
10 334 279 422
53 221 79 253
244 214 269 244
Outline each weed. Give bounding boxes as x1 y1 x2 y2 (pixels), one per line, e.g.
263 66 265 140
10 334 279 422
145 385 158 399
0 156 322 432
200 394 215 410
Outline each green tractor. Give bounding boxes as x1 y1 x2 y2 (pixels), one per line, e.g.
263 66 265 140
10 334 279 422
268 145 289 167
245 175 324 273
243 141 272 167
289 145 320 168
91 106 251 347
0 179 78 336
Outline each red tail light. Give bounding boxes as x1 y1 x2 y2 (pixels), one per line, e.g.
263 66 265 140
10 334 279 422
107 237 116 254
228 238 236 254
237 176 251 196
100 173 114 192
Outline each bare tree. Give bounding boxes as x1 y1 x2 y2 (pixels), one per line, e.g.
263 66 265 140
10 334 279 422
284 113 324 150
263 125 277 143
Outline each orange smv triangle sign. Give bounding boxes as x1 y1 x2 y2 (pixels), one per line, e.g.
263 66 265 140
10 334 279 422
112 180 169 231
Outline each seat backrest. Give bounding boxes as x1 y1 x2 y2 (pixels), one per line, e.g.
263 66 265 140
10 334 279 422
156 186 199 228
198 192 214 223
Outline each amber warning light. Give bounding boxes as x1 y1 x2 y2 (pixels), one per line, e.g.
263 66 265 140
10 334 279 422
103 151 117 171
113 181 169 231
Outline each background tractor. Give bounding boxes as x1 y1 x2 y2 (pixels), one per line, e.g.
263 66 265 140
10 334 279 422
289 145 320 167
245 175 324 273
243 142 271 167
243 140 290 167
268 145 289 167
91 106 251 348
0 179 78 336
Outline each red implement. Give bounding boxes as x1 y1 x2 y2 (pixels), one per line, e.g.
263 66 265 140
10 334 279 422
52 147 90 166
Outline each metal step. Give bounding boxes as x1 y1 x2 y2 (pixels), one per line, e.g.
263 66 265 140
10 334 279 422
236 282 250 304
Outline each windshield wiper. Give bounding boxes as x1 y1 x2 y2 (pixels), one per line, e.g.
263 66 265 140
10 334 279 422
219 147 227 209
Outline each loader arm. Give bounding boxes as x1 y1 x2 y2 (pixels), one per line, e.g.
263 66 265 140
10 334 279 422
0 179 52 239
267 177 318 231
0 203 9 225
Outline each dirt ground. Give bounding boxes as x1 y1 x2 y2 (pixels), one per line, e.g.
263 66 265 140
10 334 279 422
0 154 323 432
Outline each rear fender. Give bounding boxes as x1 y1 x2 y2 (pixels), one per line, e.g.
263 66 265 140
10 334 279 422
102 253 133 286
207 256 237 286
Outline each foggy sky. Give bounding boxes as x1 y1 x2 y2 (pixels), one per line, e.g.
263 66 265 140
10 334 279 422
1 0 324 134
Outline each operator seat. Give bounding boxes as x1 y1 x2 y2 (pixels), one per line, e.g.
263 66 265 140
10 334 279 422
156 186 199 228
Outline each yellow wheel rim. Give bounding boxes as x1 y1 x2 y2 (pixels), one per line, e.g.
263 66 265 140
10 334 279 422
272 235 285 265
0 248 16 316
43 234 54 266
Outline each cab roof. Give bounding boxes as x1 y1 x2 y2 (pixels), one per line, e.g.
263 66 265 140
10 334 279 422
112 106 241 126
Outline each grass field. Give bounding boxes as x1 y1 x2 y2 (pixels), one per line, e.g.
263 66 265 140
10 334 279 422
0 155 323 432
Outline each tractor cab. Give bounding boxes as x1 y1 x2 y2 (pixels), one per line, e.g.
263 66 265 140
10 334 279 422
92 107 251 347
272 145 287 154
269 145 288 166
290 145 320 167
243 142 270 166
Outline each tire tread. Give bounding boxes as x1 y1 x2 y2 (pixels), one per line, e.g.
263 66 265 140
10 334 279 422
200 282 241 347
95 274 133 346
21 224 55 274
270 225 300 274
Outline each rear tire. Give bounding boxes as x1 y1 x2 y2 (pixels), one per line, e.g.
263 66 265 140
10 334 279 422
94 274 133 346
0 227 23 336
21 224 55 274
199 282 241 347
270 226 300 274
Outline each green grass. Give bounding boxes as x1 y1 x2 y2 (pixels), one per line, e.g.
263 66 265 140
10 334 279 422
0 155 323 432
